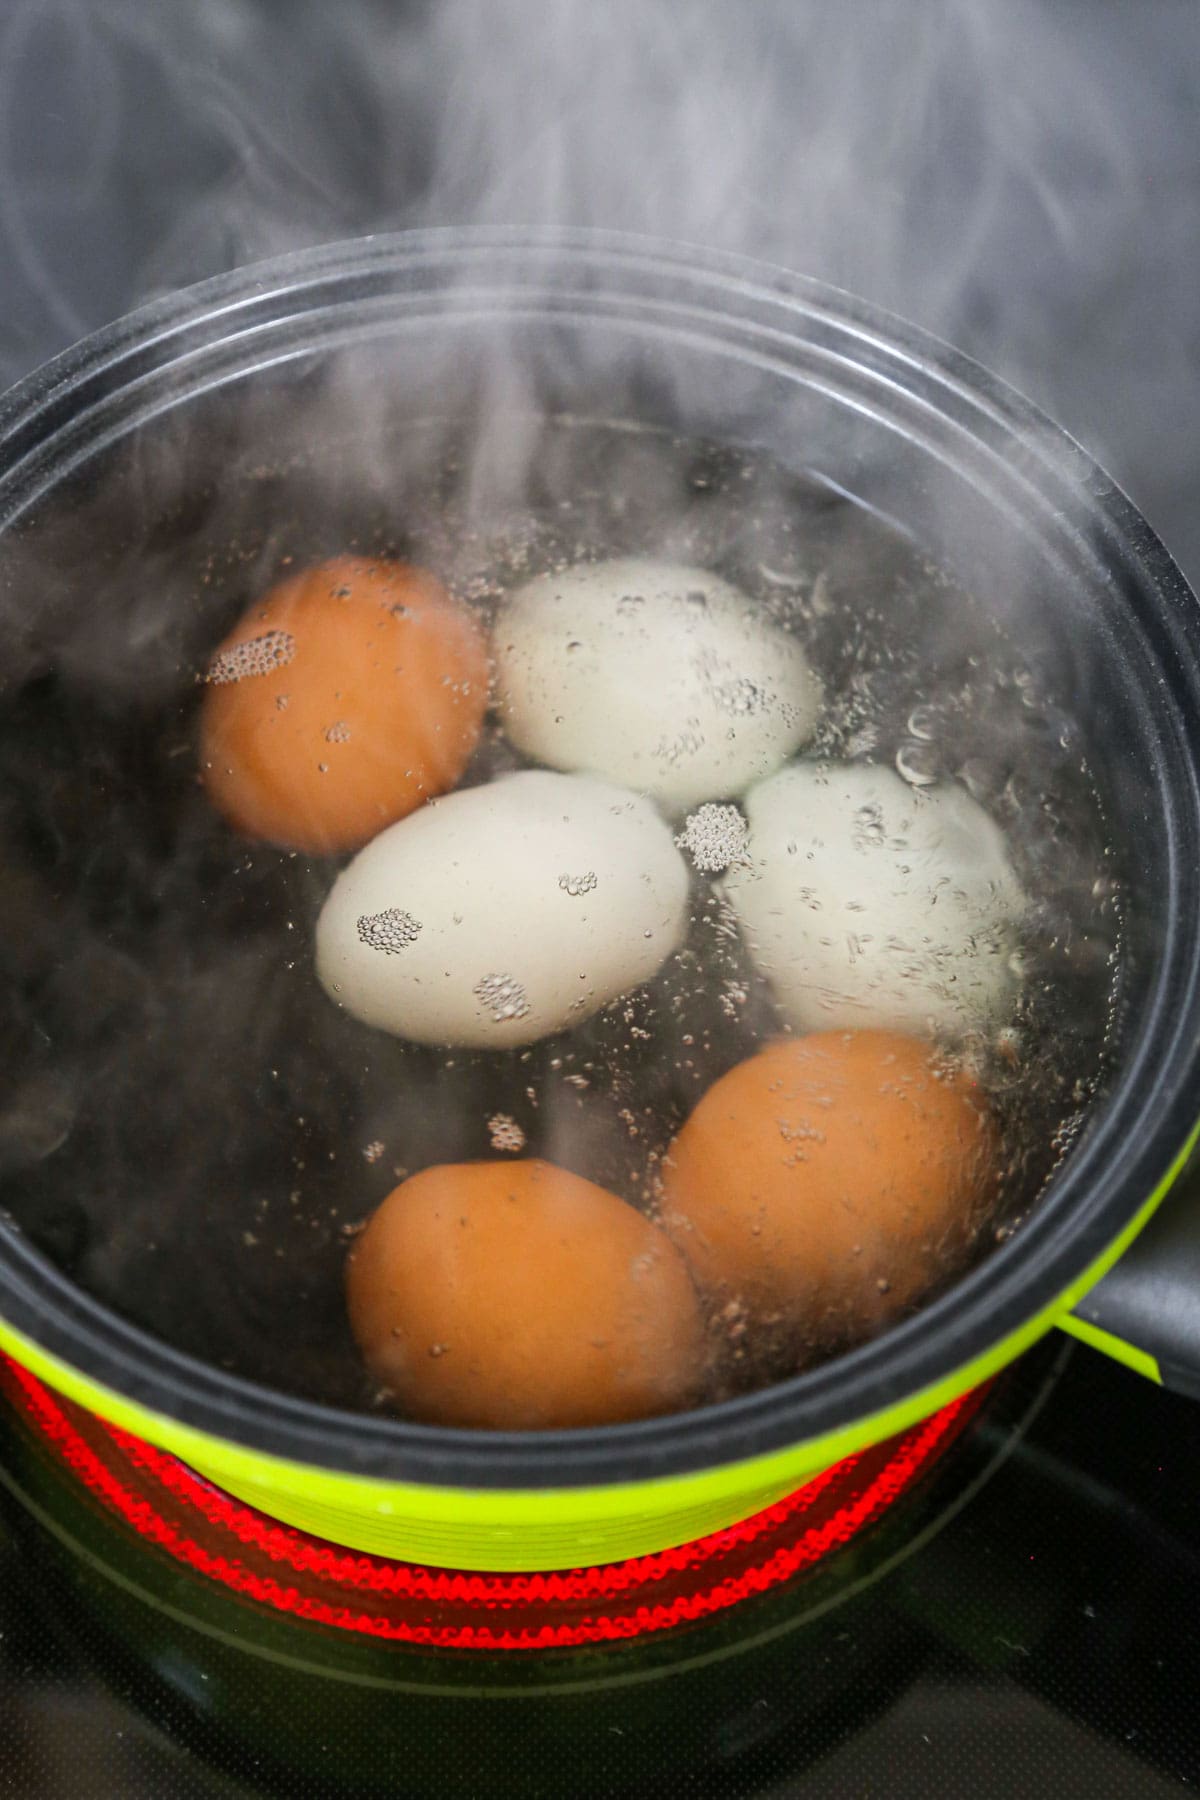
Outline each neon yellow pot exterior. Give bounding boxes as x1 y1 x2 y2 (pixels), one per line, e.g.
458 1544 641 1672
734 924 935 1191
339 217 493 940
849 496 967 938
0 234 1197 1575
0 1121 1186 1572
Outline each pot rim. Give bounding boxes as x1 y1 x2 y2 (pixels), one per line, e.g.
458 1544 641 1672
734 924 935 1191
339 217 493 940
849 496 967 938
2 225 1199 1492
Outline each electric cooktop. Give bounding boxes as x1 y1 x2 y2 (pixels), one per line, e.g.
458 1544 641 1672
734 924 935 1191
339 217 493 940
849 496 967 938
0 5 1198 1795
0 1338 1196 1796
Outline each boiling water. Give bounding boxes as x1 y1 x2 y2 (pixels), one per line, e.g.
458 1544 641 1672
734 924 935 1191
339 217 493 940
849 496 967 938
0 415 1119 1413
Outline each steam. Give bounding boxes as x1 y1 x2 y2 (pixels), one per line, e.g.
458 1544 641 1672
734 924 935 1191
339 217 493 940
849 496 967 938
1 0 1196 574
0 0 1180 1405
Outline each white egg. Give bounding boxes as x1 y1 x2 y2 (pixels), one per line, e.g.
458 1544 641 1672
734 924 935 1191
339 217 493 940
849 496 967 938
492 558 822 813
315 770 689 1048
723 761 1027 1037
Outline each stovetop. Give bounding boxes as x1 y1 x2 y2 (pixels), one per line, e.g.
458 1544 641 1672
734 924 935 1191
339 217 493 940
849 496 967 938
0 1341 1196 1797
0 3 1198 1795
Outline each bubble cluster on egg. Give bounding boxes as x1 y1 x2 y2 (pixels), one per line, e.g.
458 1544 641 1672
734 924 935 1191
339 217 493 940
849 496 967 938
315 769 689 1048
199 556 488 855
73 417 1115 1434
492 557 823 812
722 760 1028 1038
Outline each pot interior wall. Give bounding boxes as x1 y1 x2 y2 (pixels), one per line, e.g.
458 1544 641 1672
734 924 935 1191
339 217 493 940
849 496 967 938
0 295 1180 1431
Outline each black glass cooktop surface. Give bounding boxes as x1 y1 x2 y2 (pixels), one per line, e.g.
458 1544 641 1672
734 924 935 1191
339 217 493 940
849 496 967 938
0 1339 1195 1797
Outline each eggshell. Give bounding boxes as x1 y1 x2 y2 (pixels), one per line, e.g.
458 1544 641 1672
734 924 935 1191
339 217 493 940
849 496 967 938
492 558 822 813
315 769 689 1047
661 1031 996 1339
346 1158 706 1429
199 557 487 854
723 761 1026 1037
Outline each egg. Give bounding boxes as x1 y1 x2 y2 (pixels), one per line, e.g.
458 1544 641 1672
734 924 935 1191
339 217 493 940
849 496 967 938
661 1031 996 1339
346 1159 706 1428
199 556 488 855
723 761 1027 1038
315 769 689 1047
492 558 822 813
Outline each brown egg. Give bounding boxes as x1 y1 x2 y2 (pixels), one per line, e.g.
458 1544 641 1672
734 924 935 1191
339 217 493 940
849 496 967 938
346 1159 706 1429
661 1031 996 1340
199 556 488 854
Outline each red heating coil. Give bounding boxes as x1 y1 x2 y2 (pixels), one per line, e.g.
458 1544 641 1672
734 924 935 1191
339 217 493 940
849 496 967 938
0 1357 985 1651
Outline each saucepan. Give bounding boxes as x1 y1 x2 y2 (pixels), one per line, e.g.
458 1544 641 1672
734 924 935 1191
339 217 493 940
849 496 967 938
0 229 1197 1571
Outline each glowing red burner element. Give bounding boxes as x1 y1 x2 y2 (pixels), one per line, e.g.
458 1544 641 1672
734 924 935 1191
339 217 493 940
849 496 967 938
0 1358 985 1651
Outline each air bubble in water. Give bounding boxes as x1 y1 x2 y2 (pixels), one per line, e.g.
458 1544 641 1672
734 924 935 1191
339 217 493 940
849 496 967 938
357 909 422 954
206 630 296 685
711 676 765 717
676 802 748 873
655 722 706 766
895 742 940 787
474 973 531 1024
851 802 886 850
487 1114 526 1153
